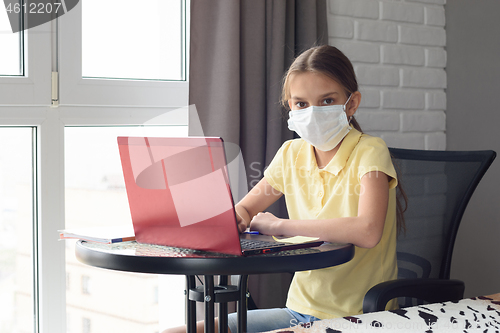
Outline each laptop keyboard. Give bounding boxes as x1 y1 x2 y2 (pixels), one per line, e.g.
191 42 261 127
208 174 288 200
240 238 287 250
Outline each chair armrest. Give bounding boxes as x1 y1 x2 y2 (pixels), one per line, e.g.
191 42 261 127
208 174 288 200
362 278 465 313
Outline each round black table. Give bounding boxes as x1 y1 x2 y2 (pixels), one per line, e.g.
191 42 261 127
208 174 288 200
76 240 354 333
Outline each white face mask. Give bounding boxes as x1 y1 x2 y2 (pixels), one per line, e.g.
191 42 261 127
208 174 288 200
287 95 352 151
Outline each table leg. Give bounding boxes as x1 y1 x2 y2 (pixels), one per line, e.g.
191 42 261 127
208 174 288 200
186 274 247 333
237 275 249 333
204 275 215 333
186 276 197 333
218 275 228 333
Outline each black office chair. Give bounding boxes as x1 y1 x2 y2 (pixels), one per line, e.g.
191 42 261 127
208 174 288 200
362 148 496 313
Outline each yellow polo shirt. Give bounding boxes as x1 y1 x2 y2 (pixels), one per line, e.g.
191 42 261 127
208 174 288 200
264 128 398 319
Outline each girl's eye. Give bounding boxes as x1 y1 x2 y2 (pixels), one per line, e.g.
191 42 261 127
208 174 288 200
323 98 335 105
295 101 307 108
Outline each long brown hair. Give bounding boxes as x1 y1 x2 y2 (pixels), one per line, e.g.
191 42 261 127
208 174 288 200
281 45 407 234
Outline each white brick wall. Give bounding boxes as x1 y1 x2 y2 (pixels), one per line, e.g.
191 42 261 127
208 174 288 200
328 0 447 150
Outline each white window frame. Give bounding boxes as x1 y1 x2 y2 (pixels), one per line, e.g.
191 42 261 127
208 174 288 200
0 21 51 105
0 1 190 332
58 0 188 107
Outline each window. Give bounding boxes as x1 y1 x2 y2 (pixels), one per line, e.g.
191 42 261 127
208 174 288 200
0 1 189 332
0 7 50 105
65 125 187 332
0 8 23 76
82 0 184 81
81 275 91 295
82 317 91 333
0 128 34 333
59 0 188 106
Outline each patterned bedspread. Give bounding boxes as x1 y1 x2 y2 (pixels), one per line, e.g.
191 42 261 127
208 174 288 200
265 294 500 333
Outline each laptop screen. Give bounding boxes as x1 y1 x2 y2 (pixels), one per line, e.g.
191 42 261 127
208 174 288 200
118 136 243 255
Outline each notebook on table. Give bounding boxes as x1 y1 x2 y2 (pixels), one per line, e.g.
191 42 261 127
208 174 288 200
117 136 323 256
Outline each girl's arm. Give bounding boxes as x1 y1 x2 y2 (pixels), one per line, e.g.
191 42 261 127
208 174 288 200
249 171 390 249
234 178 283 233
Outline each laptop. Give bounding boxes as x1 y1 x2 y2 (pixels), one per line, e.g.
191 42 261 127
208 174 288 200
117 136 323 256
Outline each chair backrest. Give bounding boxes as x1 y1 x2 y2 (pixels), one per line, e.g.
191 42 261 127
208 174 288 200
389 148 496 284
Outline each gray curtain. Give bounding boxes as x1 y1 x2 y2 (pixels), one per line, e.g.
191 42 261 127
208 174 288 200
189 0 328 310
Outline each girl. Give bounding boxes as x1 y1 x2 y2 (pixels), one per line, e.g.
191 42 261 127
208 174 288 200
169 45 402 333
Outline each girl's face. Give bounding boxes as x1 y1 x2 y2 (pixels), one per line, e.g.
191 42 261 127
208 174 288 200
287 71 360 118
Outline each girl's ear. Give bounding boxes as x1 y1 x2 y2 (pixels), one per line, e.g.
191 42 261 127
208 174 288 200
288 100 293 110
346 91 361 118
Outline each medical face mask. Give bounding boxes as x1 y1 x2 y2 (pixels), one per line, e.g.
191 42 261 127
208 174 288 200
287 95 352 151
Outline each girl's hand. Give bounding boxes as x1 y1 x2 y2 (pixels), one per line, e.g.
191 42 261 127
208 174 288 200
249 212 283 235
234 178 283 234
235 212 248 233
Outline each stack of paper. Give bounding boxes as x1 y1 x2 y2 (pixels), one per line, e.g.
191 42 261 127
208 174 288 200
58 225 135 244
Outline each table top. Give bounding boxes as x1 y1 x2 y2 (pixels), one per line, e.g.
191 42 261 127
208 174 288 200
75 239 354 276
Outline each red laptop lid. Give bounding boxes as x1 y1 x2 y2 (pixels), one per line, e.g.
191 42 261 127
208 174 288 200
117 136 243 256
